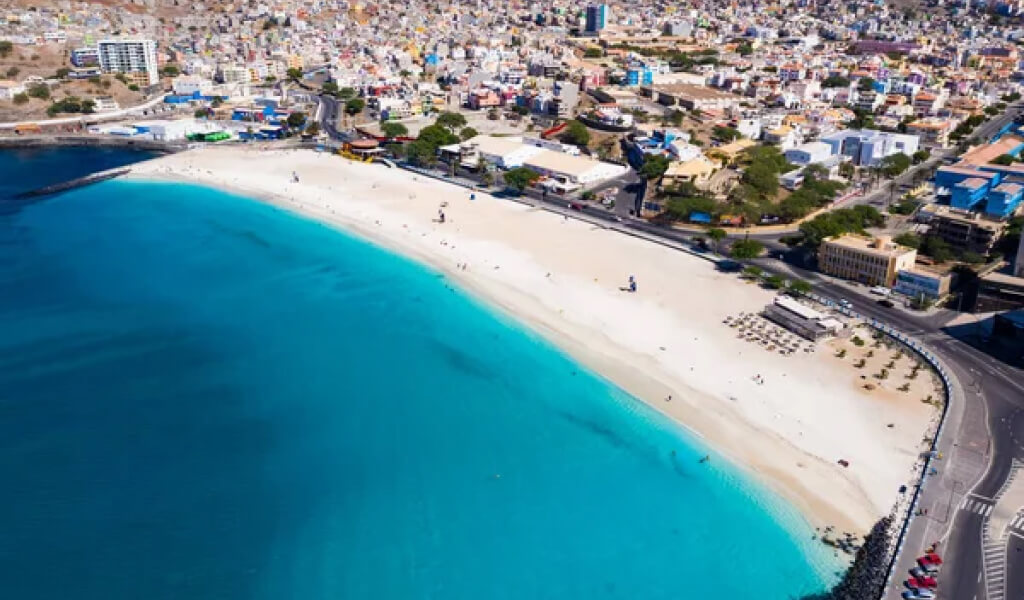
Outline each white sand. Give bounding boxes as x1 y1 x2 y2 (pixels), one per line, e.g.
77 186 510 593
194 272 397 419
128 146 938 533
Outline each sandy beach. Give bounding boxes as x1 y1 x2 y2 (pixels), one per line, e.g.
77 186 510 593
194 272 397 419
127 146 941 535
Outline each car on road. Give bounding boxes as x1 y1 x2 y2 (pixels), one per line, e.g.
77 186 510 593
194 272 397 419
906 576 937 589
838 299 852 308
877 299 895 308
902 589 935 600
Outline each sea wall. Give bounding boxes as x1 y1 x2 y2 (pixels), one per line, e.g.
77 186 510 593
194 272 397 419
0 135 186 154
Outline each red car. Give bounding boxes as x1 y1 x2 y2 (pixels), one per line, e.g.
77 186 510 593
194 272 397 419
907 576 937 589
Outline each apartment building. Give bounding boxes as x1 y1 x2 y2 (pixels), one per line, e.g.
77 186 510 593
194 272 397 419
97 39 158 86
818 235 918 287
919 204 1007 254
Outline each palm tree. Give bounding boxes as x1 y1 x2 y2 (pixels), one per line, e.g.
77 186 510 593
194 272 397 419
706 228 727 254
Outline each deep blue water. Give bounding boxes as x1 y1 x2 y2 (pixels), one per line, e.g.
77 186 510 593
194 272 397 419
0 146 156 199
0 158 839 599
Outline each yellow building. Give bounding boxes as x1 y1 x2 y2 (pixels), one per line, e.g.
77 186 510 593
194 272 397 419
818 235 917 288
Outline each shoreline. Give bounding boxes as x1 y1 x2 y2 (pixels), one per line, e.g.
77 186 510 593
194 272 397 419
123 146 940 537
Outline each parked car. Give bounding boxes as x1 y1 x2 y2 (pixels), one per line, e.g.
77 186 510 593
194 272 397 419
878 299 895 308
907 575 937 589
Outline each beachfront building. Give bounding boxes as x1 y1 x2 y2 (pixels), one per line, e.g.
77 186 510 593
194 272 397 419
818 235 918 288
762 296 845 341
97 38 159 86
449 135 627 189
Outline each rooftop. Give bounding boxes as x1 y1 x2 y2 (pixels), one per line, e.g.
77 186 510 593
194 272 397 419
823 234 916 257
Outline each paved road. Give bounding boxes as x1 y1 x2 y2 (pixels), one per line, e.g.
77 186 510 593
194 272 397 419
758 257 1024 600
972 101 1024 143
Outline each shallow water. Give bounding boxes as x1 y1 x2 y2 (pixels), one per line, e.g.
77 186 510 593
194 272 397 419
0 172 839 599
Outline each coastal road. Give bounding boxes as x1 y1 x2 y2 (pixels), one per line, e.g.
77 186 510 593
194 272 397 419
758 258 1024 600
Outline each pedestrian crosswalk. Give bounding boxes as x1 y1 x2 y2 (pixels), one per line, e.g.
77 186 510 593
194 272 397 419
959 496 994 516
1011 513 1024 533
982 529 1006 600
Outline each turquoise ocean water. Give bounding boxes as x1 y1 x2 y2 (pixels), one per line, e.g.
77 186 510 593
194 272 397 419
0 167 840 598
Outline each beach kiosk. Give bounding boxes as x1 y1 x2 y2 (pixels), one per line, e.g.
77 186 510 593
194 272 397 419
340 139 385 163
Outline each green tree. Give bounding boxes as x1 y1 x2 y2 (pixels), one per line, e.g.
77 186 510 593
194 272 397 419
879 153 911 177
857 77 876 91
893 232 921 248
417 124 458 148
503 167 541 193
321 81 339 96
789 279 812 295
286 67 303 81
81 99 95 114
337 87 356 100
5 66 19 78
55 67 71 79
344 97 365 115
737 42 754 56
160 64 180 77
991 154 1016 166
742 161 779 198
639 154 671 180
960 251 986 264
194 108 210 121
286 111 307 128
912 149 930 164
406 139 438 166
706 227 726 253
764 275 785 289
839 161 856 178
561 120 591 147
919 235 954 262
459 126 478 141
436 111 468 132
822 75 851 88
742 265 763 279
128 84 140 91
381 122 409 139
27 84 50 100
730 238 764 259
12 92 28 105
712 125 741 142
0 41 12 58
305 122 321 137
583 47 603 58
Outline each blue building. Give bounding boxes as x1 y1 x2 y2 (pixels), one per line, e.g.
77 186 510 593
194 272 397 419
951 177 991 211
625 67 653 86
585 4 609 33
987 182 1024 218
935 164 1024 218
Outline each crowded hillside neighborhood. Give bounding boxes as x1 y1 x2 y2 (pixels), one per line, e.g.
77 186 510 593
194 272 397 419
2 0 1024 318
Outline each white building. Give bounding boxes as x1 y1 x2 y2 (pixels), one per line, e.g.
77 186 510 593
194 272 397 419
0 79 26 100
819 129 920 167
452 135 627 187
97 39 159 86
785 141 833 166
